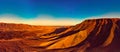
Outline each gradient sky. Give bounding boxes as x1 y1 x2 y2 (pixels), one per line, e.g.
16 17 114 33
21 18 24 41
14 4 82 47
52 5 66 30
0 0 120 25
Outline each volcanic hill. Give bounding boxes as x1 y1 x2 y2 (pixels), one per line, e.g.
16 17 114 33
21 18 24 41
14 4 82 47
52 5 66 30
0 18 120 52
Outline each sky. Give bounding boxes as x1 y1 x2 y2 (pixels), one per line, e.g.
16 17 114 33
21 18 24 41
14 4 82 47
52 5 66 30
0 0 120 25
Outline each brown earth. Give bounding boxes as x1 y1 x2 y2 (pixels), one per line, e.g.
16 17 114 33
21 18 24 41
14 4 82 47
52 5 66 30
0 18 120 52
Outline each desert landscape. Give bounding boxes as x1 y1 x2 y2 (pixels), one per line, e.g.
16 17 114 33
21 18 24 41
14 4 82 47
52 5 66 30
0 18 119 52
0 0 120 52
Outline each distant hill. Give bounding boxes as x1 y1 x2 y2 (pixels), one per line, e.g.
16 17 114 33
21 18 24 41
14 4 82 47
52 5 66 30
0 22 60 31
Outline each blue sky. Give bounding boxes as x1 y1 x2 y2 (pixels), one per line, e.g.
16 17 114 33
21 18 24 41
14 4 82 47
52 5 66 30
0 0 120 25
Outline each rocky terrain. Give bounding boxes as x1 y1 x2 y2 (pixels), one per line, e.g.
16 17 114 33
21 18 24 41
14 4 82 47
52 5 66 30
0 18 120 52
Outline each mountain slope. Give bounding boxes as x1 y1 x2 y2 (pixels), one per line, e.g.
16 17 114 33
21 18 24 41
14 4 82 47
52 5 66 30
38 18 120 52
